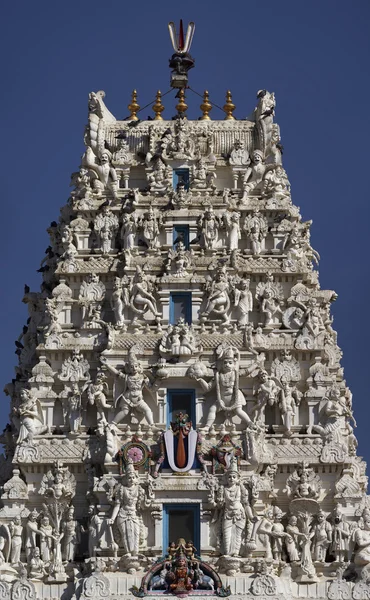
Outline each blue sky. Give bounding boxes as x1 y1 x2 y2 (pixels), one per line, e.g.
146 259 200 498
1 1 370 458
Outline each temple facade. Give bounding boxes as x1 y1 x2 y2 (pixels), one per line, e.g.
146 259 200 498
1 25 370 600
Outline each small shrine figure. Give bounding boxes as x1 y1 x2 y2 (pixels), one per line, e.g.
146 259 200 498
310 510 332 563
215 458 255 556
93 203 119 254
198 206 220 250
168 552 193 593
285 515 307 562
330 507 350 563
61 383 83 433
243 210 268 255
252 370 279 423
159 319 201 358
108 459 145 556
140 206 162 249
9 516 23 564
101 346 164 426
223 211 241 252
78 273 106 325
111 276 129 326
61 506 80 562
233 278 253 326
201 266 231 323
40 516 54 562
86 370 110 424
191 344 261 430
255 273 284 327
121 213 138 252
277 376 302 435
29 547 46 580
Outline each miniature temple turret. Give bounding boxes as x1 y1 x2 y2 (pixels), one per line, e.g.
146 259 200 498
0 20 368 600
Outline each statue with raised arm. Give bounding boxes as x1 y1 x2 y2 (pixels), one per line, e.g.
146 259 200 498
201 266 231 323
129 266 161 322
190 343 264 430
100 346 163 427
83 146 119 199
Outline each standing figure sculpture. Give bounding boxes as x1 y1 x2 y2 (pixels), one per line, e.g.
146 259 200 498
111 276 129 326
310 510 332 563
215 458 255 556
223 211 241 252
234 278 253 326
140 206 162 249
87 370 110 423
121 213 137 252
201 266 231 323
9 516 23 564
94 204 119 254
191 344 263 430
78 273 106 325
198 206 219 250
61 506 80 562
101 346 163 427
108 460 145 556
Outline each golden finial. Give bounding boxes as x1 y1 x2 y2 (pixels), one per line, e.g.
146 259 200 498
128 89 140 121
200 90 212 120
223 90 235 120
152 90 164 120
176 89 188 117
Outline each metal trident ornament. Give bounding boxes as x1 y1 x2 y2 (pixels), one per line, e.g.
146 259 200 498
168 20 195 88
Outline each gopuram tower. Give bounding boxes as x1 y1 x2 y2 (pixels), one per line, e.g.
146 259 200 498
1 20 369 600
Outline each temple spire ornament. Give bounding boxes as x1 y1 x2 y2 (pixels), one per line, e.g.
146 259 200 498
128 89 140 121
200 90 212 120
223 90 236 120
168 19 195 88
152 90 164 120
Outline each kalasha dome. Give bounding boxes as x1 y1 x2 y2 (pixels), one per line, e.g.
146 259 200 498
1 19 369 600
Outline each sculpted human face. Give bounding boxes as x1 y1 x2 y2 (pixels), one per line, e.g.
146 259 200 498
101 153 109 164
289 516 297 526
253 152 262 163
223 358 234 372
227 472 238 485
126 473 136 487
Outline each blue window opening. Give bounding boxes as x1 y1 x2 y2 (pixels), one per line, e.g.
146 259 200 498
167 389 196 428
169 292 192 325
173 225 190 249
173 168 190 191
163 504 200 554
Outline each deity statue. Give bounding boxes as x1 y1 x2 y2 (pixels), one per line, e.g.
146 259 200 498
129 266 161 322
262 166 290 200
139 206 162 250
113 135 132 165
78 273 106 325
271 507 286 561
313 385 356 444
165 241 193 278
147 159 172 192
108 460 145 556
44 297 62 338
70 166 92 200
285 462 321 500
252 370 279 423
59 349 90 382
285 515 307 562
201 266 231 323
29 547 46 580
223 211 241 252
25 509 43 562
159 319 201 358
190 344 263 430
191 158 214 190
277 376 302 435
83 147 119 199
111 276 129 326
197 206 220 250
40 516 54 562
16 388 48 443
100 346 163 427
120 213 138 252
86 370 110 423
229 139 250 166
87 505 101 557
60 383 83 433
61 506 80 562
93 204 119 254
214 458 255 556
330 507 350 563
310 510 332 563
241 150 267 200
9 516 23 564
255 273 284 327
243 210 268 255
233 278 253 326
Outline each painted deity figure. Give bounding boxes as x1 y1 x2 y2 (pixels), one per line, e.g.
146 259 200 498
94 204 119 254
101 347 161 426
108 460 145 555
198 206 219 250
191 345 262 430
216 459 255 556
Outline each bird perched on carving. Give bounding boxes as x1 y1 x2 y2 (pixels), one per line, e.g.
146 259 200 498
14 341 24 349
24 284 30 294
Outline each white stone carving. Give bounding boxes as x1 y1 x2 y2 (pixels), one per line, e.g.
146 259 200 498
198 206 220 250
93 204 119 254
243 210 268 255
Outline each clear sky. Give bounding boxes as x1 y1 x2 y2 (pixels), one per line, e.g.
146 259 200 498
1 1 370 458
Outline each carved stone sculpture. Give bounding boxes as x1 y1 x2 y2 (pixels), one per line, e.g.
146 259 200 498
16 389 48 443
9 517 23 564
111 276 129 326
129 267 161 322
78 274 106 325
243 210 268 255
120 213 137 252
255 273 284 326
83 147 118 199
159 319 201 358
310 510 332 562
252 370 279 423
241 150 267 200
86 370 110 423
201 266 231 323
107 460 146 556
233 277 253 326
229 140 250 166
61 506 80 562
139 206 162 249
223 211 240 252
93 204 119 254
330 507 350 562
198 206 219 250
